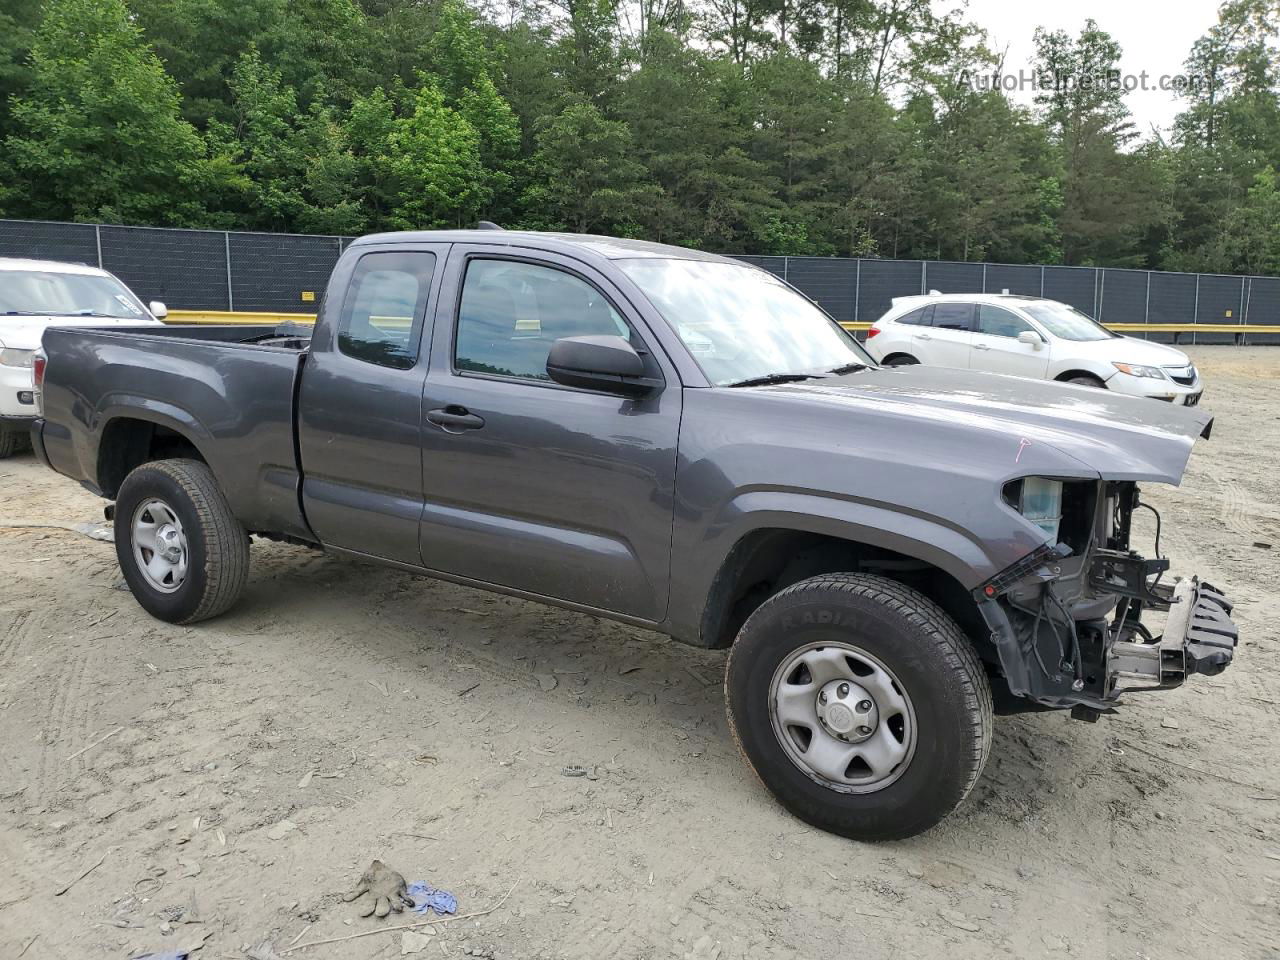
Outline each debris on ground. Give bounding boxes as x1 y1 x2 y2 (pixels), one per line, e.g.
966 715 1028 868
242 940 286 960
535 673 557 692
401 931 433 954
407 881 457 916
131 930 212 959
344 860 415 918
266 820 298 841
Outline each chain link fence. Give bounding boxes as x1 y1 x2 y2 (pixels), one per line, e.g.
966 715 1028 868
2 218 1276 343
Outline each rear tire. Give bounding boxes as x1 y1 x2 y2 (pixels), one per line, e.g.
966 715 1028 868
113 459 249 624
883 354 919 367
725 573 992 841
0 430 27 458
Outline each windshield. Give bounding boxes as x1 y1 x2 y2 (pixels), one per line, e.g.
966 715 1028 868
618 258 872 385
0 270 150 320
1023 301 1116 342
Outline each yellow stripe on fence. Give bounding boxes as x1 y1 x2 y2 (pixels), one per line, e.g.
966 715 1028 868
166 311 1273 337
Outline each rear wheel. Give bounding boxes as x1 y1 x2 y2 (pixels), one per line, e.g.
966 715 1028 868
883 354 919 367
725 573 992 841
114 459 249 624
0 430 27 458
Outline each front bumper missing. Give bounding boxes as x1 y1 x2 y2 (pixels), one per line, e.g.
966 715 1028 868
1108 577 1239 694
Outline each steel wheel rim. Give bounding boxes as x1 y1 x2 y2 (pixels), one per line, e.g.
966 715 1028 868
131 498 189 594
769 641 917 795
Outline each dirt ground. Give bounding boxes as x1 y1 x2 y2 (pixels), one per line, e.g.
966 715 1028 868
2 346 1279 960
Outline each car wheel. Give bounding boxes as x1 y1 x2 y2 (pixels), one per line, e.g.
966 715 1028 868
1066 375 1105 388
114 458 249 624
0 430 24 459
884 355 919 367
725 573 992 841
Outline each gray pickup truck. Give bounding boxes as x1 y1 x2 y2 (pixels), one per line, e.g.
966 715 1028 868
31 229 1239 840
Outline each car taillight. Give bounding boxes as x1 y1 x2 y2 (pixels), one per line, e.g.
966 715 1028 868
866 326 881 338
32 352 46 417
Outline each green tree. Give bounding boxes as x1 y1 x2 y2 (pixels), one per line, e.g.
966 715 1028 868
222 47 364 233
388 78 488 229
1032 21 1168 265
1228 165 1280 274
522 102 661 233
6 0 226 225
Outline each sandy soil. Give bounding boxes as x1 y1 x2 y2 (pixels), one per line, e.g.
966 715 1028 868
1 346 1278 960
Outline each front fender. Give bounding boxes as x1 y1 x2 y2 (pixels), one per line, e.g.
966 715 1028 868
722 490 995 587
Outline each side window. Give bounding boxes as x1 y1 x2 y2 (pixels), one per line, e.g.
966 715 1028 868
337 251 435 369
931 303 974 331
455 259 630 382
897 306 931 326
978 304 1033 339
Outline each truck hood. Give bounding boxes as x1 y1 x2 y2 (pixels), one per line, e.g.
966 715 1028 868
762 364 1213 484
0 315 162 350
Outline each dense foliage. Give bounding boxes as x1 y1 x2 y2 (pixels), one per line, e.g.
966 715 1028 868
1 0 1277 273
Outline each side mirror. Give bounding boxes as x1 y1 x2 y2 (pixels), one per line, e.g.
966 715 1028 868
546 335 662 397
149 300 168 320
1017 330 1043 348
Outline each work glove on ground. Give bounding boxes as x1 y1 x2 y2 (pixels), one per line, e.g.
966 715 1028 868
344 860 416 918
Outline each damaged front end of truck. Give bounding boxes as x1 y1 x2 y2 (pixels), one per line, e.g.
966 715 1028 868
973 424 1239 721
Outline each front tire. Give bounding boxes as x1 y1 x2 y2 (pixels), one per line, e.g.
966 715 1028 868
725 573 992 841
114 459 249 624
1066 374 1105 388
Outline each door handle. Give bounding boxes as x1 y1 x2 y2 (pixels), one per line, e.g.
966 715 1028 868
917 333 933 341
974 343 990 350
427 406 485 432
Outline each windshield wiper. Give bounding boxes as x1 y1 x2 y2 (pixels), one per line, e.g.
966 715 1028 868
828 362 869 375
725 372 827 388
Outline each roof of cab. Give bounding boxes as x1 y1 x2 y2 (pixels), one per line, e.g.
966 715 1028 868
0 256 110 276
349 229 741 264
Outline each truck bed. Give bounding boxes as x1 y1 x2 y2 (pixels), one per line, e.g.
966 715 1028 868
38 323 314 541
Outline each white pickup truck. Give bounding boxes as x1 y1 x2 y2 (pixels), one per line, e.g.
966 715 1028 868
0 257 166 457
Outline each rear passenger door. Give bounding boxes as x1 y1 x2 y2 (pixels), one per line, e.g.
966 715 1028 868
297 245 446 563
912 302 974 368
971 304 1049 379
416 246 680 622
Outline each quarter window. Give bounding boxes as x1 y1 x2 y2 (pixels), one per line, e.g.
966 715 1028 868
455 259 629 382
977 305 1034 339
896 306 931 326
336 251 435 369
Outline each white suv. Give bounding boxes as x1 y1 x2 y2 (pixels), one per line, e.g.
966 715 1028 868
1 258 166 457
864 293 1203 405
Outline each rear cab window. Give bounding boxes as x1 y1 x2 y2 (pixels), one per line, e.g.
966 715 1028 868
336 251 436 369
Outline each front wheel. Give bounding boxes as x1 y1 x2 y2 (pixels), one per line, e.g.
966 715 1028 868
725 573 992 841
114 459 249 624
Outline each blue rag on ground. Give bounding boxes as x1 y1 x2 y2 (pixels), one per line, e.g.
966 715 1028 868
407 880 457 916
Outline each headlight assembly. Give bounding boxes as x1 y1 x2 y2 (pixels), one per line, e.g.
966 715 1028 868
0 348 36 368
1004 477 1064 542
1112 362 1166 380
